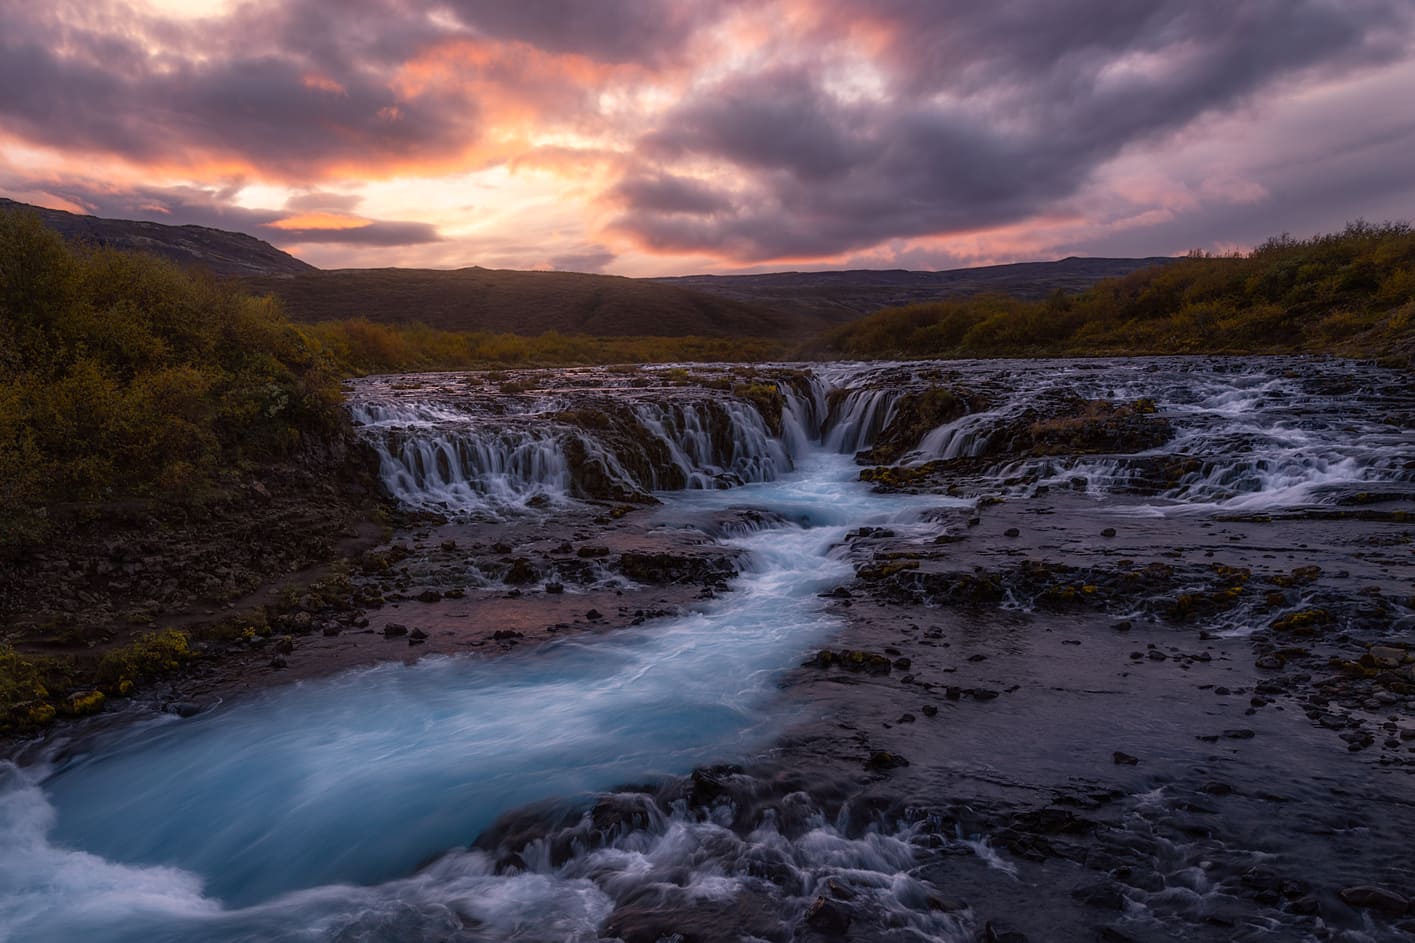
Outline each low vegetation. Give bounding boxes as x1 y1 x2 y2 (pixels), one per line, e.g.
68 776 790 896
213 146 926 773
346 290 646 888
305 320 786 374
0 210 345 547
816 222 1415 365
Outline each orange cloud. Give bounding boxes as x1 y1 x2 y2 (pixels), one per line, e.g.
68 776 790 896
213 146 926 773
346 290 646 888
267 211 372 231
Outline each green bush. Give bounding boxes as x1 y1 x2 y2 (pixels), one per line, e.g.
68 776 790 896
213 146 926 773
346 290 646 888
819 221 1415 362
0 209 344 545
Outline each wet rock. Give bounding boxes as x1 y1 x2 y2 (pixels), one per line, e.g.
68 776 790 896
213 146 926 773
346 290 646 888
1339 885 1409 914
585 608 604 620
866 750 909 770
1112 751 1139 766
922 704 939 717
807 649 892 674
504 558 539 585
416 589 442 603
977 921 1029 943
1368 645 1407 669
409 627 428 640
165 701 200 718
383 622 408 638
1004 528 1021 538
492 630 524 640
269 655 287 669
1072 881 1127 910
804 895 853 934
544 582 564 594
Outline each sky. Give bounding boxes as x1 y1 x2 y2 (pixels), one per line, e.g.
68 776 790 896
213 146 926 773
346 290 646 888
1 0 1412 276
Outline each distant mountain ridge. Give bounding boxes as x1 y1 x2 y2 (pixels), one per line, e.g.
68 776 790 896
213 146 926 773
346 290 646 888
4 196 1175 338
652 257 1176 320
0 197 313 277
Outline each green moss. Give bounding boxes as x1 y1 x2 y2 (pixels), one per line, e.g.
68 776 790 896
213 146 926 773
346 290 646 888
732 382 785 435
95 629 194 692
63 689 106 716
856 560 920 580
1269 608 1333 634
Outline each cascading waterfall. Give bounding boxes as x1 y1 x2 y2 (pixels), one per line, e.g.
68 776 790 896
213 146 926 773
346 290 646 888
350 369 887 514
4 357 1411 943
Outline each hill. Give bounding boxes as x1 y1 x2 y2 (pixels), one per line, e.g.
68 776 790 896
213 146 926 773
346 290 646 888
0 197 313 278
242 267 809 339
814 223 1414 365
8 197 1185 340
653 257 1174 320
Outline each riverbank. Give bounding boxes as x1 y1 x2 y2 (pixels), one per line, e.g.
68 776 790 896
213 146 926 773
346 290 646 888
4 356 1413 942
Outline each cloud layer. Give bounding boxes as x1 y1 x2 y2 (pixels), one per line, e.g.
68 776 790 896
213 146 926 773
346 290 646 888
1 0 1411 273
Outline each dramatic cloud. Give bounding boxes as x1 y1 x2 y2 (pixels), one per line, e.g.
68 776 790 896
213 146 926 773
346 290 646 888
0 0 1412 273
612 0 1415 260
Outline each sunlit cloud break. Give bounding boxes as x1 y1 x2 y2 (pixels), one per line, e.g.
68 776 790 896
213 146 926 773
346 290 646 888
1 0 1412 274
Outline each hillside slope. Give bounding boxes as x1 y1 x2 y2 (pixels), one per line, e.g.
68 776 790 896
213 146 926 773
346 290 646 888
0 197 312 277
243 268 808 339
654 257 1174 320
814 223 1414 364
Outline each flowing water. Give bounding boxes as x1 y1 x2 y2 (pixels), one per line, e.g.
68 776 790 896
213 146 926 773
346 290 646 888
2 357 1412 942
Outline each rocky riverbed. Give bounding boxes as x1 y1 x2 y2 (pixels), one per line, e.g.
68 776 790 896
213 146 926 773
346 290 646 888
3 356 1413 943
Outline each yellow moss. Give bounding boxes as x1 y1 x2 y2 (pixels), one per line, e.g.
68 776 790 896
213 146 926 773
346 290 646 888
63 690 106 716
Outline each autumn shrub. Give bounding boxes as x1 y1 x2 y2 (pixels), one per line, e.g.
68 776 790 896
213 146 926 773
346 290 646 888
819 221 1415 362
0 209 344 547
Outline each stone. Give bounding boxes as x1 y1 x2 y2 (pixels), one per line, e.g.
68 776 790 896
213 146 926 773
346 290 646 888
1112 751 1139 766
866 750 909 770
803 896 852 934
1004 528 1021 538
1339 885 1409 914
1101 527 1117 538
383 623 408 637
1072 881 1127 910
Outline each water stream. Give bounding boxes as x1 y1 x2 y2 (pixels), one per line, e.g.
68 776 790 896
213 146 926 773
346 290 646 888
2 357 1412 942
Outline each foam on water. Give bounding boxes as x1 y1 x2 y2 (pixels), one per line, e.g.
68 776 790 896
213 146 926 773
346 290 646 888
0 452 967 942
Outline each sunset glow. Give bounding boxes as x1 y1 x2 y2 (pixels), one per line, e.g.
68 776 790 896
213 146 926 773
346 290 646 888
2 0 1412 274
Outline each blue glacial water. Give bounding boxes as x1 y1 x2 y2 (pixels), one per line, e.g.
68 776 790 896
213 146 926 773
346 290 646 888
0 451 959 943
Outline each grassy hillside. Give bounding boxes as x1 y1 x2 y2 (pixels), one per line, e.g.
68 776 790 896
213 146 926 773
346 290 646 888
655 257 1174 321
816 223 1415 365
244 267 812 339
304 320 786 374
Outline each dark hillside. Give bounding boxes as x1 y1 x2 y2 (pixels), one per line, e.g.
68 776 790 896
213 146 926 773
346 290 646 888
244 267 808 339
0 197 312 277
655 257 1175 322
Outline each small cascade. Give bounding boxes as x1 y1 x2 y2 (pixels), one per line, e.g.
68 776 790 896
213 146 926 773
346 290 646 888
823 387 899 453
349 372 826 514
